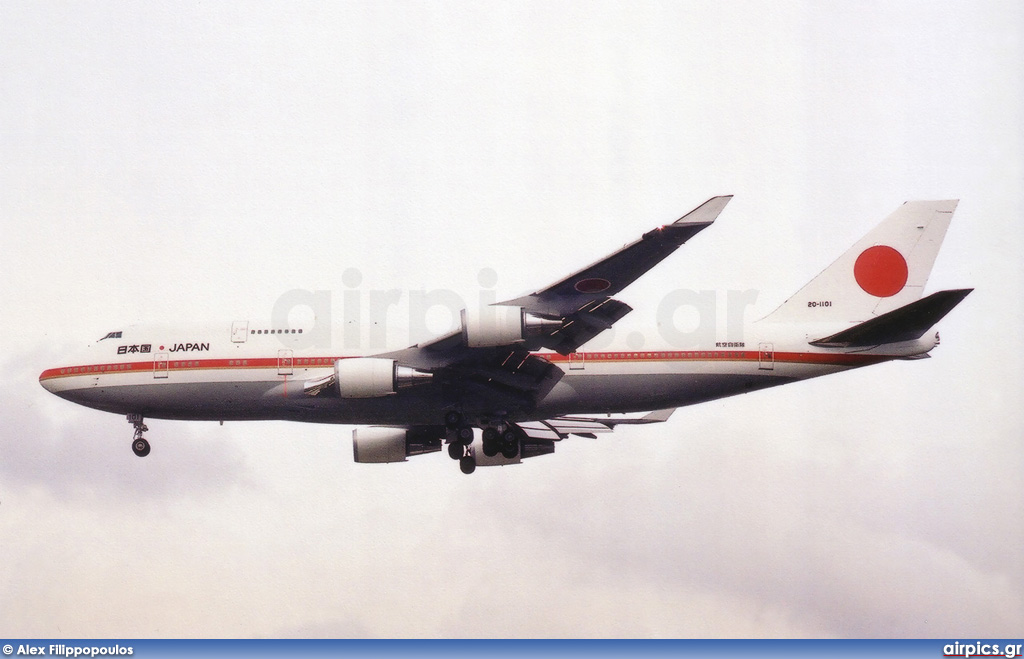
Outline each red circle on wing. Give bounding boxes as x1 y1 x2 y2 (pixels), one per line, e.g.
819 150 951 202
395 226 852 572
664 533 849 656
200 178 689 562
854 245 908 297
574 278 611 293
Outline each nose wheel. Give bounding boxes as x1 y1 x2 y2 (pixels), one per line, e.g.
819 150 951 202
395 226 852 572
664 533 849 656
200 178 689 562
132 437 151 457
127 413 151 457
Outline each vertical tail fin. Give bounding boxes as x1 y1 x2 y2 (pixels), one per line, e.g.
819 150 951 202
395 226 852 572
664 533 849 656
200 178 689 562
760 200 958 326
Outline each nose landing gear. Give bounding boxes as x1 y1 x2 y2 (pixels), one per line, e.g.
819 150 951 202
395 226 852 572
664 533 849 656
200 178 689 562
127 413 150 457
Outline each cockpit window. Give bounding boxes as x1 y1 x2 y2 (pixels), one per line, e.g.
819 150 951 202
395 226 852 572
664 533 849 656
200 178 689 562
99 331 123 341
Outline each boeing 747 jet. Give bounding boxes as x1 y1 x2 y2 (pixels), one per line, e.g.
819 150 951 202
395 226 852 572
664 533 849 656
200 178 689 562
40 197 971 474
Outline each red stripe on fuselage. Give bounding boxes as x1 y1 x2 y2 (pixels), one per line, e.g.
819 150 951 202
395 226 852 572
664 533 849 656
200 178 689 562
38 356 344 380
544 350 886 366
38 350 887 382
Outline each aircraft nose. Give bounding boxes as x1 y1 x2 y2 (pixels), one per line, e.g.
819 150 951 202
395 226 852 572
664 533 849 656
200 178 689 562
37 366 74 397
39 367 65 396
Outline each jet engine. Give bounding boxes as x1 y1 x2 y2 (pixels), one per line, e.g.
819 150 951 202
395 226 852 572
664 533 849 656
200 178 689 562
460 305 562 348
352 427 442 463
336 357 432 398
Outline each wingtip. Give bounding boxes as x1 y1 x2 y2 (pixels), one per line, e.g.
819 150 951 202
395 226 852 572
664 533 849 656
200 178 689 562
674 195 733 226
902 199 960 213
641 407 676 423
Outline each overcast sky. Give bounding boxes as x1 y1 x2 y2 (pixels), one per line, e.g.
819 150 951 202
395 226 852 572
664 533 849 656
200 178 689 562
1 0 1021 638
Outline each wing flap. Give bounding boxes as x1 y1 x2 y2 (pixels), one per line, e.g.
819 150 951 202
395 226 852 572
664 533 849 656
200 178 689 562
541 298 633 355
517 421 563 441
516 408 677 441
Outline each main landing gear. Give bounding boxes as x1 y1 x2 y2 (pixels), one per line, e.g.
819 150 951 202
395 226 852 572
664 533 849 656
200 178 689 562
444 411 476 474
446 438 476 475
482 427 519 460
127 413 150 457
443 411 520 474
447 442 477 474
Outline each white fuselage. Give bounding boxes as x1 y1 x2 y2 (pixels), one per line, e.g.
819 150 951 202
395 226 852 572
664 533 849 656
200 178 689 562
39 320 933 426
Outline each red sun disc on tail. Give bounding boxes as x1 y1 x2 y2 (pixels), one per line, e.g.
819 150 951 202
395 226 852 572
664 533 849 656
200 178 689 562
854 245 908 297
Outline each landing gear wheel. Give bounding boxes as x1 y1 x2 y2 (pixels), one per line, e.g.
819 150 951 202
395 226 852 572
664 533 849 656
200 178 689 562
457 426 474 445
444 411 463 429
482 428 500 457
127 413 150 457
500 428 519 459
132 437 151 457
448 442 464 460
459 455 477 475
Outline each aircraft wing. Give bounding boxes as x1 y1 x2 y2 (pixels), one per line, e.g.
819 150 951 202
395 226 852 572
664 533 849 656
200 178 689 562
386 195 731 367
378 198 728 412
502 195 733 318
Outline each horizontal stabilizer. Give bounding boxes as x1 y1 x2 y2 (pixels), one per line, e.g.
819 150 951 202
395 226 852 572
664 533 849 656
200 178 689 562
810 288 972 347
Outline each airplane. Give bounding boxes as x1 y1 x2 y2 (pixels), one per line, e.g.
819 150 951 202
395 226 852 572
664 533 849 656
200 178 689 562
39 196 972 474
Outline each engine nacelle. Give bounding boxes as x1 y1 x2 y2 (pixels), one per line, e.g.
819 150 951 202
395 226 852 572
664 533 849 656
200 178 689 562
352 427 442 463
461 305 562 348
335 357 432 398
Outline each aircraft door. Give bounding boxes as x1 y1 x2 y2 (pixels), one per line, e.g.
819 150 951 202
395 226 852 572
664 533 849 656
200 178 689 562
758 343 774 370
568 351 585 371
231 321 249 343
278 349 294 376
154 353 169 379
